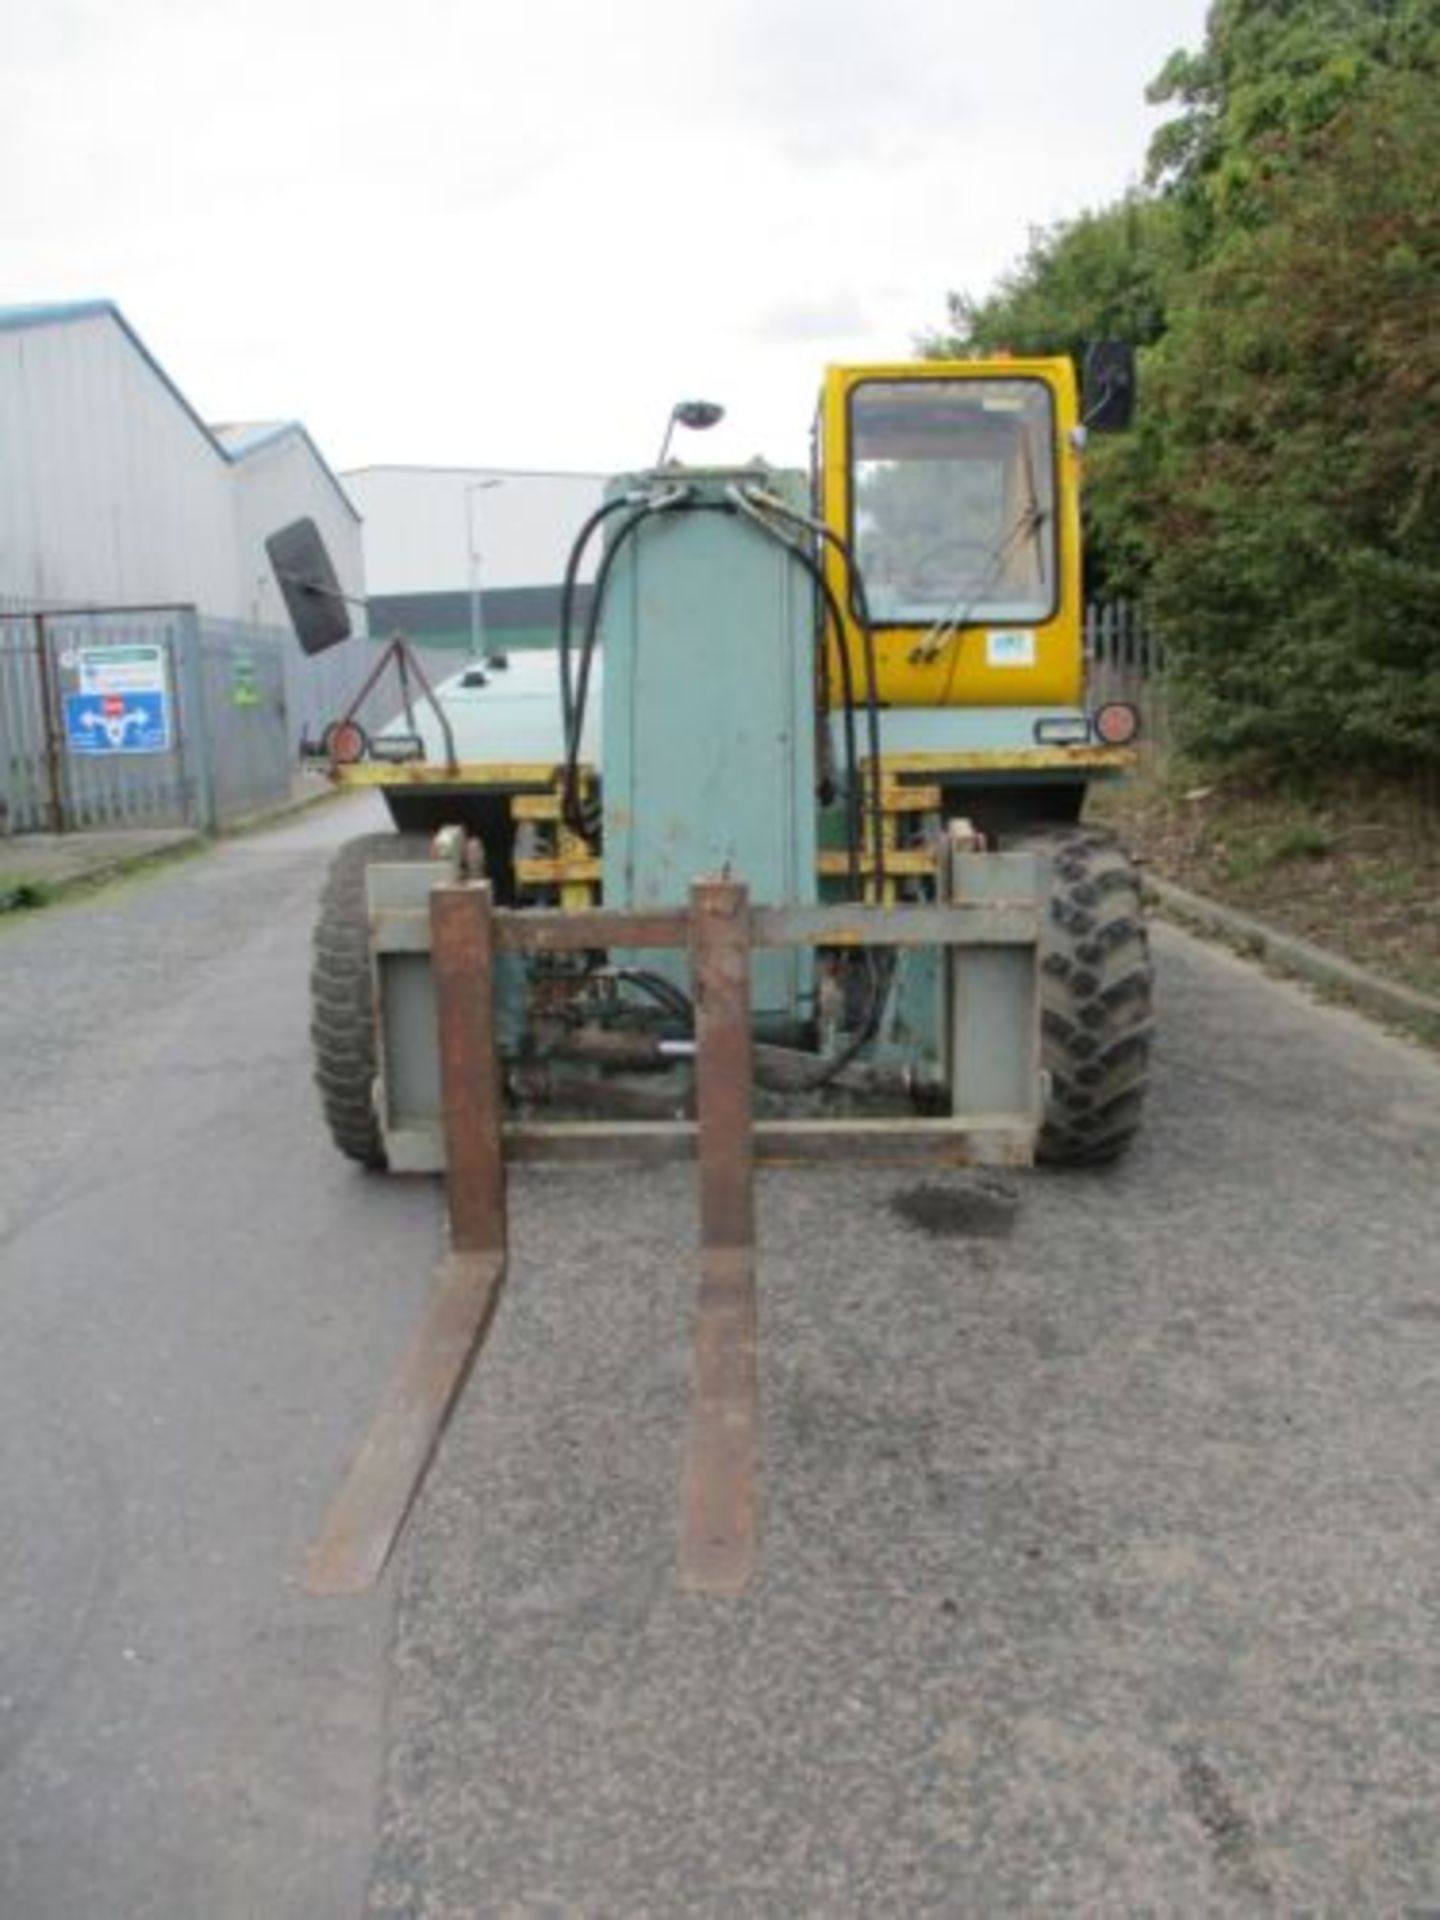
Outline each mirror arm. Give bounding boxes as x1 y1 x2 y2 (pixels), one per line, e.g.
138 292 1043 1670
276 570 372 615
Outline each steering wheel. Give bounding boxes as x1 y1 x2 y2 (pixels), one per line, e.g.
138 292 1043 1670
897 534 996 596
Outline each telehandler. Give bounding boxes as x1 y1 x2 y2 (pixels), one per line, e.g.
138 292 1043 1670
271 347 1150 1594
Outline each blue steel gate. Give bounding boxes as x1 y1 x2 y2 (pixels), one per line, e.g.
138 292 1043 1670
0 607 302 834
0 607 197 832
0 613 52 832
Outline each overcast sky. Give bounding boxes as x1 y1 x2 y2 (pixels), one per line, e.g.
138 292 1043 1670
7 0 1210 476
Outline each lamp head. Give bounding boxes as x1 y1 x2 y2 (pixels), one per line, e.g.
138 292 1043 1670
657 398 726 465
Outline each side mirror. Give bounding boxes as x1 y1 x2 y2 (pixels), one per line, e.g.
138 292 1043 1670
265 518 353 655
1081 341 1137 434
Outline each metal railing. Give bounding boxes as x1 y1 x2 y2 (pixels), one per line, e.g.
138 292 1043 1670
1085 600 1166 748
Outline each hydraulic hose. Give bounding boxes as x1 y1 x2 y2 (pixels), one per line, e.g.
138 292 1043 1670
607 966 696 1029
734 486 885 900
560 485 693 835
607 953 892 1096
563 481 895 1091
727 488 865 897
725 488 899 1085
557 493 640 748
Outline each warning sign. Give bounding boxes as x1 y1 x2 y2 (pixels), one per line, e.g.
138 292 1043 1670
63 645 172 754
77 644 169 698
65 690 172 754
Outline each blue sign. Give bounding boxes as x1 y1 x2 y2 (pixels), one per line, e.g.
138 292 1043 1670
64 691 172 755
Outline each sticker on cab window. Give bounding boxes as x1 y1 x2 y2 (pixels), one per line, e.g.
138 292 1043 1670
986 630 1036 668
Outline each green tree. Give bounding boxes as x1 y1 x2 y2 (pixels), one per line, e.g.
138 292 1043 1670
920 0 1440 777
1146 0 1440 239
1149 70 1440 772
924 196 1180 365
921 198 1181 598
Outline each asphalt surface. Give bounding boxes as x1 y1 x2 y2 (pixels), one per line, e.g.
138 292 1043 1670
0 793 431 1920
0 824 200 895
2 796 1438 1914
371 924 1440 1914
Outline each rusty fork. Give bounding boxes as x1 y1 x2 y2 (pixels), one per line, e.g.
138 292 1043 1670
305 882 510 1596
306 874 763 1598
680 878 760 1595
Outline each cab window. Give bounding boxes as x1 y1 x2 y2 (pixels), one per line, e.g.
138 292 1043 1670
849 379 1057 625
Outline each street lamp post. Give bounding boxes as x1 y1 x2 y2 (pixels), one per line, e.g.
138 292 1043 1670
465 477 502 659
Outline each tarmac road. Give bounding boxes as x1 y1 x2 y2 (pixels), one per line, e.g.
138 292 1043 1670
370 908 1440 1912
0 793 430 1920
1 794 1438 1915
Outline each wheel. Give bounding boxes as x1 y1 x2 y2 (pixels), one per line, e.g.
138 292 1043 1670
311 832 432 1167
1012 825 1153 1166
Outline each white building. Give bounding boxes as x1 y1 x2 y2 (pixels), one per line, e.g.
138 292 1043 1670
0 301 363 623
341 465 606 652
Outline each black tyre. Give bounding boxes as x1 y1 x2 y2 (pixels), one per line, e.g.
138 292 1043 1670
1013 825 1154 1166
311 832 432 1168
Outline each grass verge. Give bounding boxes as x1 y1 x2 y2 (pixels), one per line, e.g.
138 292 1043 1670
1090 758 1440 1003
0 876 53 914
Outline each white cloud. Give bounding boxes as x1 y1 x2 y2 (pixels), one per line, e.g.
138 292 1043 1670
743 291 877 343
3 0 1210 474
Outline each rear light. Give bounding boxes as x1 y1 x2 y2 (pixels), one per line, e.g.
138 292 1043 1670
325 718 369 766
1092 701 1140 746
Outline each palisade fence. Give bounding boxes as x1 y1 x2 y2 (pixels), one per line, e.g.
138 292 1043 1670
0 601 461 836
1084 600 1167 750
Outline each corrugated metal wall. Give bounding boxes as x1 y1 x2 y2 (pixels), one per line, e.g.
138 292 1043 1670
0 317 237 612
196 619 294 826
0 306 366 630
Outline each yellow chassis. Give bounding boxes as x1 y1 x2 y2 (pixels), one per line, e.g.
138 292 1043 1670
332 747 1136 906
329 745 1136 792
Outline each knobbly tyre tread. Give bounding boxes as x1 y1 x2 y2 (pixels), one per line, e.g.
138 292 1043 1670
311 832 433 1168
1012 825 1154 1166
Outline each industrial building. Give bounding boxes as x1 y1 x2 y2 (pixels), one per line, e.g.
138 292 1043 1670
0 301 372 837
341 465 605 652
0 301 364 620
0 301 602 841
